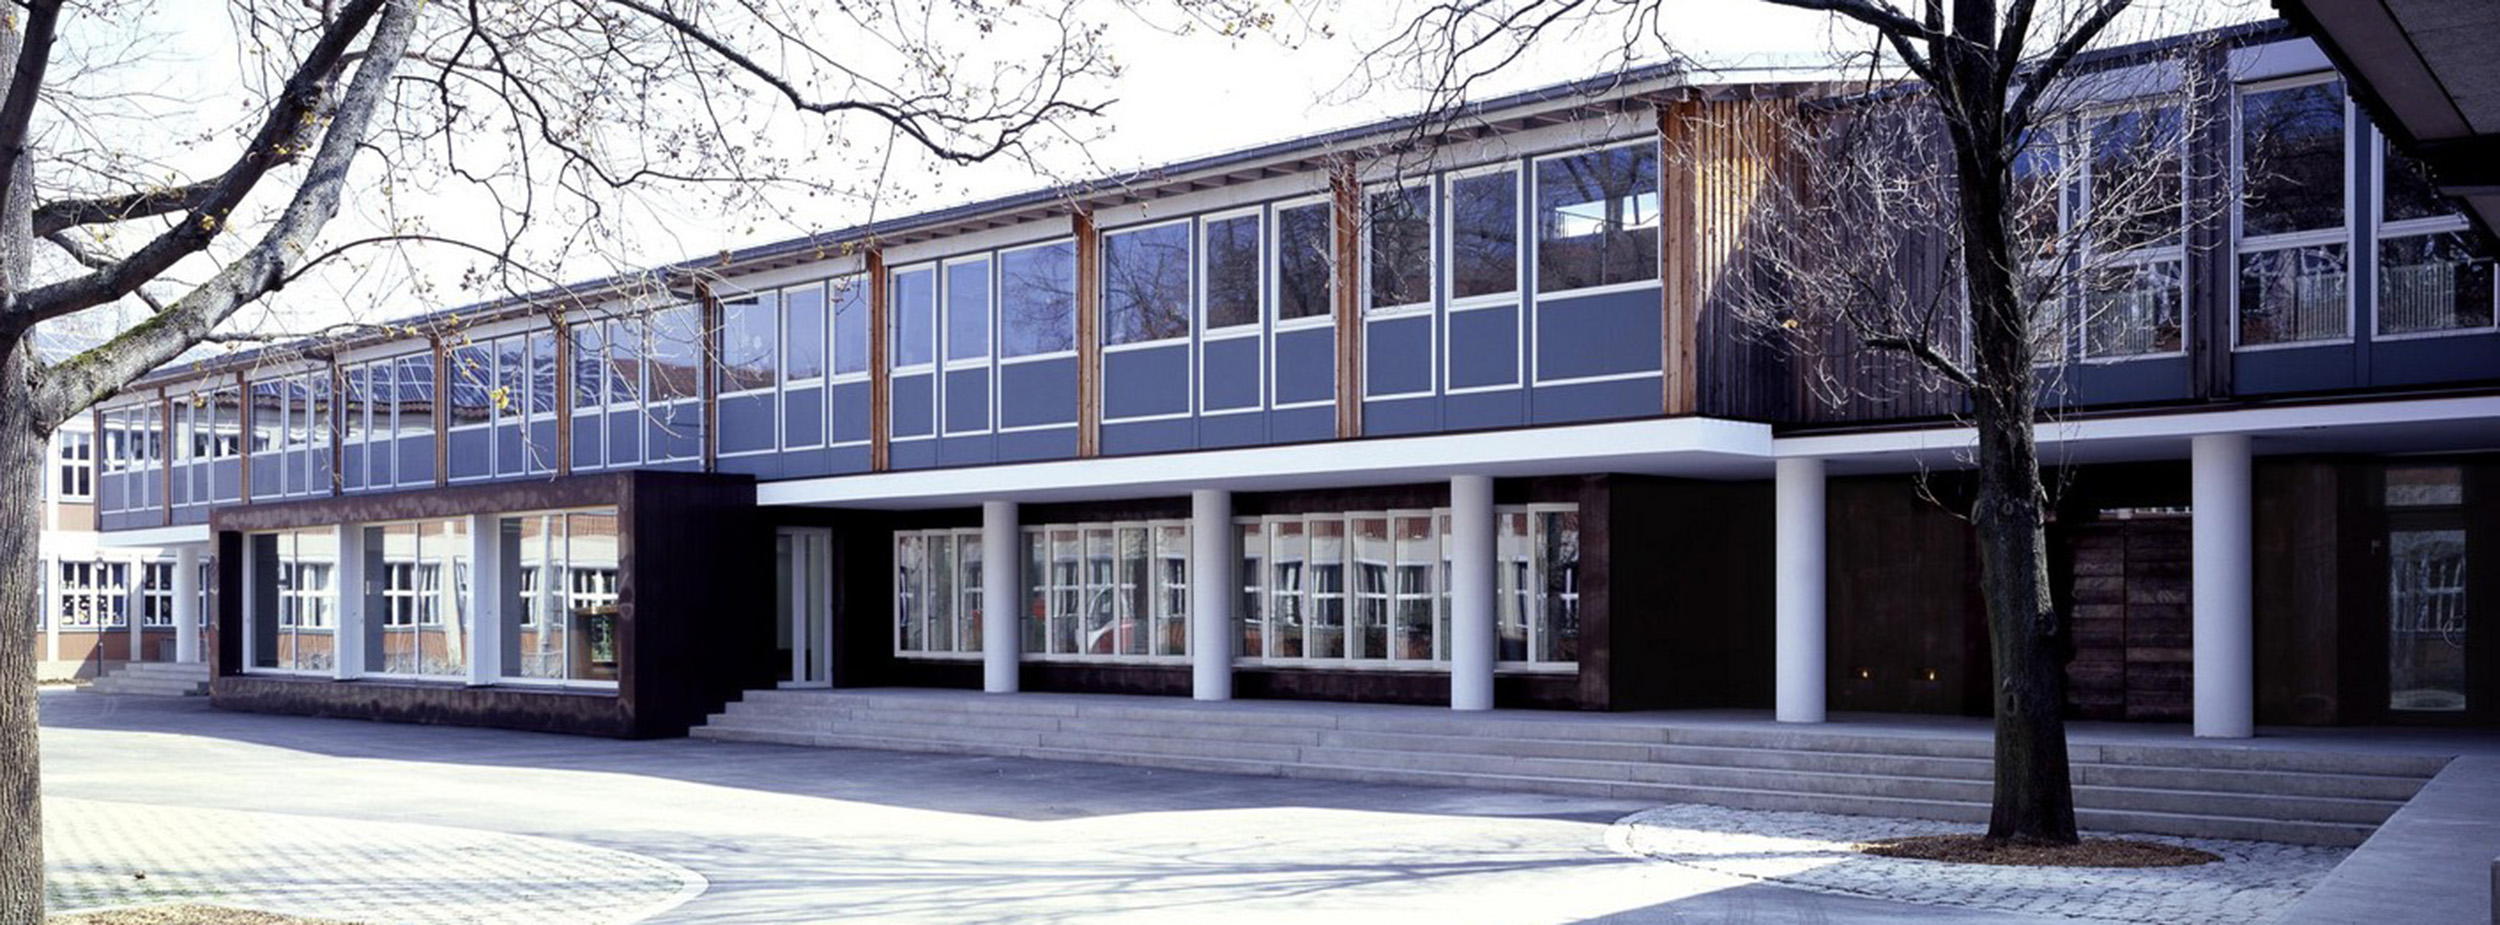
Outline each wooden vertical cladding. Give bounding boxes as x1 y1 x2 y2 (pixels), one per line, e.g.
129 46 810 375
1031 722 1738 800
2187 44 2236 401
432 334 450 488
1330 157 1364 438
1073 209 1103 457
1659 96 1700 417
157 388 172 519
328 357 346 495
866 247 891 471
235 370 253 503
696 282 721 473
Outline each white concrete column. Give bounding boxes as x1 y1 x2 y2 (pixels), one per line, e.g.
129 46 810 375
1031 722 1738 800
1190 489 1235 701
466 513 503 685
332 524 365 680
1776 457 1829 723
125 560 144 663
1450 475 1497 712
2193 433 2254 738
173 545 202 664
982 501 1021 694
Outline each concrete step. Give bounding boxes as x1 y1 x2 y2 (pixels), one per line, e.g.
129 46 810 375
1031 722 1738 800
86 679 207 697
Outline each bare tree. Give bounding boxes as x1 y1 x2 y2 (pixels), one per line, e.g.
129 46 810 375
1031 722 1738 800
1360 0 2235 844
0 1 1144 917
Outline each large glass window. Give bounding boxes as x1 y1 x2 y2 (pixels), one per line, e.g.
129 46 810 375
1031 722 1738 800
1535 143 1660 293
893 266 937 368
1368 184 1433 312
1104 221 1193 344
502 508 621 684
945 258 991 361
783 283 827 382
1276 199 1334 322
2078 104 2187 359
1008 519 1191 660
2377 139 2497 336
2237 77 2349 346
1238 504 1577 668
1449 169 1519 301
363 519 469 678
895 527 984 656
1000 240 1078 357
720 290 779 393
54 559 129 630
831 275 870 376
247 528 336 672
1203 211 1263 330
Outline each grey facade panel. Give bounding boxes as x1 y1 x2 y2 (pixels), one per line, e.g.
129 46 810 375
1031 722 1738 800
1533 288 1662 382
998 358 1078 429
1200 338 1261 411
944 367 991 434
1364 315 1435 398
494 424 523 478
1273 327 1336 406
1104 344 1191 420
528 422 557 474
604 410 641 467
341 447 364 492
251 457 278 499
571 414 603 471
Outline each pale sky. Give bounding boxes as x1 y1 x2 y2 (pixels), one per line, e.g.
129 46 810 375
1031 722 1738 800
31 0 2270 354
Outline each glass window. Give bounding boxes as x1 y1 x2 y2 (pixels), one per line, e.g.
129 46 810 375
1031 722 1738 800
720 291 779 393
1449 170 1519 300
1392 514 1436 661
1104 222 1193 344
1154 523 1189 657
893 266 936 368
2387 466 2465 507
2388 527 2467 712
605 316 644 405
784 284 826 382
501 508 619 684
892 527 986 656
55 430 92 500
1536 144 1660 292
831 275 869 376
2083 261 2185 358
2239 80 2346 239
2379 232 2496 335
1351 516 1391 659
1000 241 1078 356
495 336 528 420
449 346 494 429
1368 185 1433 311
571 322 606 410
362 520 468 678
1267 519 1306 658
946 258 991 361
1536 509 1580 663
247 528 336 673
1204 212 1262 330
527 331 558 419
1049 528 1081 654
1276 200 1334 321
2239 244 2350 346
1237 520 1265 658
647 305 705 404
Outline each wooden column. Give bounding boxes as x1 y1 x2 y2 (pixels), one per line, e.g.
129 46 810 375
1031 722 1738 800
1074 209 1103 457
553 317 573 477
157 389 172 523
1331 157 1364 438
433 335 450 488
697 283 721 473
1660 96 1700 417
867 248 892 471
328 358 345 496
234 371 252 503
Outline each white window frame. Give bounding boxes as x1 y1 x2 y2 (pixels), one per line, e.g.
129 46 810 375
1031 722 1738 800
995 238 1083 364
1269 193 1338 412
1197 206 1266 418
777 279 831 451
1100 218 1198 425
2368 127 2499 342
893 526 985 660
938 254 997 439
2230 72 2356 351
1364 179 1437 319
1527 137 1666 303
715 287 785 459
2070 98 2192 364
55 428 93 502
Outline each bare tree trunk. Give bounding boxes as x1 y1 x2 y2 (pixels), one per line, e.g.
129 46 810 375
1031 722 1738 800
0 344 48 923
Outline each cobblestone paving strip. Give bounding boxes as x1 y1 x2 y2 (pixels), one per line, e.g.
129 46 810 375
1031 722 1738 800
1608 805 2349 925
45 797 706 924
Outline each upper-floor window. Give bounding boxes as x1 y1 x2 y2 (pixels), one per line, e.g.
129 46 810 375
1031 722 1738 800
1448 167 1520 302
1535 142 1659 293
1202 210 1263 331
892 265 937 368
1275 198 1334 323
2059 102 2189 360
1367 183 1433 313
1000 240 1077 357
2235 76 2349 347
647 305 705 405
1103 220 1192 345
720 290 779 394
2376 136 2496 337
831 275 871 376
782 283 826 383
55 429 92 501
945 257 992 361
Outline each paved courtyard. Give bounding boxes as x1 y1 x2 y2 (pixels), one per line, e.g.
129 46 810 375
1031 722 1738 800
37 690 2344 923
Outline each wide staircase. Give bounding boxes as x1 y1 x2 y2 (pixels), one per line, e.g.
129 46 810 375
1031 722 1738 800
691 688 2449 846
86 661 211 697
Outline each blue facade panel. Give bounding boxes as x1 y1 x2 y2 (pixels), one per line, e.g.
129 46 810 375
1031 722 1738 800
528 421 557 473
720 393 775 455
1273 327 1336 406
1196 411 1264 449
213 459 242 503
493 425 524 477
777 447 834 479
1102 418 1194 456
717 454 782 479
97 471 124 515
2071 356 2192 407
251 457 279 499
341 447 366 492
891 374 935 439
784 386 824 448
1105 345 1191 420
448 429 489 480
1534 288 1661 382
1447 306 1520 390
1442 388 1524 432
829 381 872 445
944 367 991 434
2236 343 2355 395
999 359 1078 429
1363 396 1438 436
645 402 702 464
604 410 641 466
2371 334 2500 388
1364 316 1434 398
570 414 602 471
397 436 434 486
1200 338 1261 412
996 426 1078 463
890 437 937 470
1530 377 1655 425
940 435 996 467
828 443 873 475
308 448 332 495
1269 405 1333 444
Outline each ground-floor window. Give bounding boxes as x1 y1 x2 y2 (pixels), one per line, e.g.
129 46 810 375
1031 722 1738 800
1016 521 1190 660
894 527 984 657
362 519 470 678
55 559 130 630
503 508 622 684
1239 504 1578 669
247 529 336 672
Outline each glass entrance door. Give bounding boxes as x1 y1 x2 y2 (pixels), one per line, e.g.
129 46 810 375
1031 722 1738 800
2385 466 2471 716
776 528 834 688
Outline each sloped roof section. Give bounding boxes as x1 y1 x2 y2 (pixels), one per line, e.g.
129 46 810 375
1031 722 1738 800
2276 0 2500 243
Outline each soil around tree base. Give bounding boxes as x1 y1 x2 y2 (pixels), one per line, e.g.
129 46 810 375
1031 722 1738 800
1855 834 2222 868
48 904 353 925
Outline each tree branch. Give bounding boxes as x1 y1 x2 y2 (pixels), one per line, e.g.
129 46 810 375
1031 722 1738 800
2003 0 2130 142
31 179 227 238
0 0 64 242
27 0 420 429
1864 331 1977 389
